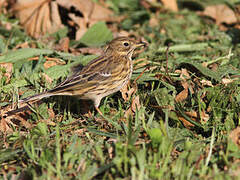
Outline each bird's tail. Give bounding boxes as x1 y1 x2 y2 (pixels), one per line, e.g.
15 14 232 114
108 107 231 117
18 92 54 103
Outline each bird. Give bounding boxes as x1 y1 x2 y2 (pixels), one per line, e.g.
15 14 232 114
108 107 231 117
18 36 147 116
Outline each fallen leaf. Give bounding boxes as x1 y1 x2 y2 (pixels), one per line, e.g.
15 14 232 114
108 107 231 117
131 95 141 113
13 0 63 38
229 127 240 148
201 4 237 25
55 37 69 52
178 116 195 128
178 111 198 128
14 42 30 49
120 83 132 102
200 79 213 87
179 68 191 80
200 110 209 123
56 0 113 40
0 106 32 135
161 0 178 12
149 15 159 27
175 88 188 102
222 78 234 85
175 76 189 102
0 63 13 83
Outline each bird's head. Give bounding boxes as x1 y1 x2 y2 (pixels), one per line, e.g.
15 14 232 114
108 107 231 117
104 37 147 58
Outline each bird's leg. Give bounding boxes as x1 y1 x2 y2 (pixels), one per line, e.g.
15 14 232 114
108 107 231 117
95 106 104 117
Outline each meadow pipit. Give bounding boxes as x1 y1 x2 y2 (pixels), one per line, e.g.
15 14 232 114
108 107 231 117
19 37 146 115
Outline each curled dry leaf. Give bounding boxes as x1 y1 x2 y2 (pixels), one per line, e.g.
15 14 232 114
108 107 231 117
229 127 240 148
124 95 141 118
178 110 209 128
0 63 13 83
56 0 113 40
201 4 237 25
0 107 32 135
131 95 141 113
0 113 14 134
175 88 188 102
222 78 234 85
200 79 213 87
149 15 159 27
13 0 63 38
175 69 191 102
161 0 178 12
55 37 70 52
120 83 132 102
178 111 198 128
179 68 191 80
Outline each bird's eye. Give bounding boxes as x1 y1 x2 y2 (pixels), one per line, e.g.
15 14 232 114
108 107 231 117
123 42 129 47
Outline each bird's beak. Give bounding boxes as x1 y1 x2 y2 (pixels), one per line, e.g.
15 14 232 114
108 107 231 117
134 41 148 49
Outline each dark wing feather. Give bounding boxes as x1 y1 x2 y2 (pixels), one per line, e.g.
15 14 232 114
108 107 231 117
48 55 116 94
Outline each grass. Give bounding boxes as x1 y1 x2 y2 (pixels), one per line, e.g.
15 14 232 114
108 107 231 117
1 0 240 179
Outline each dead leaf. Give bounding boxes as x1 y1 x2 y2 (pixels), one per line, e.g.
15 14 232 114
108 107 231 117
55 37 69 52
200 110 209 123
178 116 195 128
201 4 237 25
178 111 198 128
131 95 141 113
161 0 178 12
149 15 159 27
0 106 32 135
222 78 234 85
175 88 188 102
14 42 29 49
175 72 190 102
120 83 136 102
0 63 13 83
124 95 141 118
200 79 213 87
179 68 191 80
229 127 240 148
13 0 63 38
56 0 113 40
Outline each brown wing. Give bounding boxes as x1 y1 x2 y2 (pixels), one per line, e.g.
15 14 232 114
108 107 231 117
48 55 120 95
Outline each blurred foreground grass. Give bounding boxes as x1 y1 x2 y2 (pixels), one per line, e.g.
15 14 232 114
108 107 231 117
1 0 240 179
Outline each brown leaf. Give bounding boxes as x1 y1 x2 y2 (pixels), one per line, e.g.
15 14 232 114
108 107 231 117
120 83 134 102
14 41 29 49
131 95 141 113
222 78 234 85
202 4 237 25
178 111 198 128
149 15 159 27
179 68 191 80
56 0 113 40
13 0 63 38
175 88 188 102
229 127 240 149
175 80 189 102
178 116 195 128
0 63 13 83
55 37 69 52
161 0 178 12
200 79 213 87
0 106 32 135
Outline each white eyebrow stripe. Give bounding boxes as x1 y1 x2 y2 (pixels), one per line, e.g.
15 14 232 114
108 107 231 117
99 72 111 77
